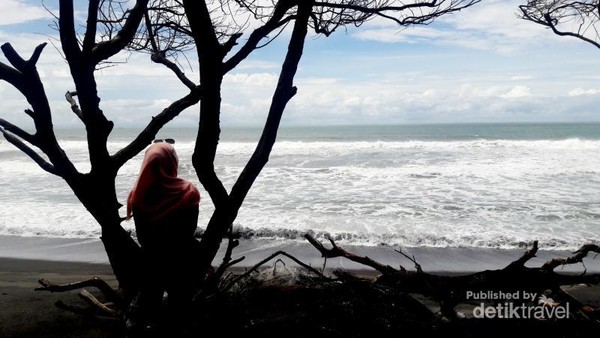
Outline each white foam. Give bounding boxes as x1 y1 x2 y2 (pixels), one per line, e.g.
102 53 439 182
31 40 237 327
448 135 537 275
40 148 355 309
1 137 599 250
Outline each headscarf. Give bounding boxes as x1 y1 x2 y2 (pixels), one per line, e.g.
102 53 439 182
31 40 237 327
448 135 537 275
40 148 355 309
127 143 200 222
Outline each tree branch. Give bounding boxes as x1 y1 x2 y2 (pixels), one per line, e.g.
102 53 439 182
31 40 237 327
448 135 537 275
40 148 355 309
229 0 312 209
0 127 58 176
395 249 423 274
112 89 203 169
59 0 82 62
36 277 121 305
220 250 332 292
0 118 37 145
223 1 296 73
83 0 101 52
305 234 401 276
504 240 539 270
221 32 243 56
92 0 150 64
542 244 600 271
213 225 244 281
79 289 121 317
150 52 197 90
520 1 600 49
0 42 27 71
185 0 231 208
311 0 480 34
0 42 80 180
143 6 197 89
0 61 24 92
316 0 479 13
65 91 84 121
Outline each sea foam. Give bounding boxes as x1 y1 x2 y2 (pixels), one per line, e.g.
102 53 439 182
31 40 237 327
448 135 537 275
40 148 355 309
1 130 599 250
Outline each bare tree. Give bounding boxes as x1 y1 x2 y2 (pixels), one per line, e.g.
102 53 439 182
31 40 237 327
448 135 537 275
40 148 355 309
0 0 479 306
520 0 600 48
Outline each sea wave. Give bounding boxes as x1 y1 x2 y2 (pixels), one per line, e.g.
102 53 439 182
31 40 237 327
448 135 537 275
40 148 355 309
210 226 597 251
0 219 594 251
1 135 599 252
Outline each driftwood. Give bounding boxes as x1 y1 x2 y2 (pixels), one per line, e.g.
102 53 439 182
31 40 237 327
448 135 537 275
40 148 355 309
36 277 120 303
219 250 333 293
304 235 600 320
34 236 600 332
36 277 123 320
542 244 600 271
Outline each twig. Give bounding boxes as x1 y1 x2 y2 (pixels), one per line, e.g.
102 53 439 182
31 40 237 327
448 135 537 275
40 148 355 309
273 258 286 275
65 91 84 121
542 244 600 271
305 233 400 276
79 289 121 317
220 250 332 292
213 224 244 281
395 249 423 274
55 300 122 323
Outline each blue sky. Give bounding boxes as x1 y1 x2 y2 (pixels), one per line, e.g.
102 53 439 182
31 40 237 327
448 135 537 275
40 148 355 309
1 0 600 128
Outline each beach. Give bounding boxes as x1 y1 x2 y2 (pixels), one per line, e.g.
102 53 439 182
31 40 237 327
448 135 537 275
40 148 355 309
0 257 118 337
2 234 600 336
2 234 599 273
1 123 599 335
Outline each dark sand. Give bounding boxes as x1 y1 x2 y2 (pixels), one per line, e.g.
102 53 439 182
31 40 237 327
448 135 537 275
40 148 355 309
1 235 599 337
2 235 599 273
0 258 119 337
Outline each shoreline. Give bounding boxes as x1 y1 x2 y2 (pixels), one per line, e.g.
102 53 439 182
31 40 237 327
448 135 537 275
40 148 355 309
1 234 598 274
1 256 599 337
1 236 600 337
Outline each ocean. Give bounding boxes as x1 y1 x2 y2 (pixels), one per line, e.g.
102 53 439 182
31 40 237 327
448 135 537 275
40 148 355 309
0 123 599 251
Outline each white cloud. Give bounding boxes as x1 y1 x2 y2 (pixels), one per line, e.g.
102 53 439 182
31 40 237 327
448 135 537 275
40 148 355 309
224 73 278 86
500 86 531 98
1 0 599 129
353 0 569 54
568 88 600 96
0 0 50 26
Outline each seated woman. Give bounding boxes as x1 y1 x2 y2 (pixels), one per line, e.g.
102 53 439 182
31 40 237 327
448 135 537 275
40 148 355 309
126 141 201 327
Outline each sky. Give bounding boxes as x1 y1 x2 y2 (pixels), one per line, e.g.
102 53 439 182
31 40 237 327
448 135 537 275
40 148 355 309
1 0 600 129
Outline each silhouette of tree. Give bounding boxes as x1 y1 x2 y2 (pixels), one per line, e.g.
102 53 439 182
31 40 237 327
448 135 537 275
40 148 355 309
0 0 479 306
520 0 600 48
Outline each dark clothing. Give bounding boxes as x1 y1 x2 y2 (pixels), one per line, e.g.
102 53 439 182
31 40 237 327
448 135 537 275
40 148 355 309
132 205 201 324
134 205 199 250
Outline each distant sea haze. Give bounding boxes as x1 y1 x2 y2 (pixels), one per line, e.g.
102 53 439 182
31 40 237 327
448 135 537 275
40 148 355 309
0 123 599 250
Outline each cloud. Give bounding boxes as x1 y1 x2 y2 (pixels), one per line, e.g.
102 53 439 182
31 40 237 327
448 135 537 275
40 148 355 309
568 88 600 96
224 72 279 86
1 0 598 129
353 0 568 54
500 86 532 98
0 0 50 26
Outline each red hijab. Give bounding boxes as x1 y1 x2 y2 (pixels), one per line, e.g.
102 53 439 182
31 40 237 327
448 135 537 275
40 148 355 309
127 143 200 222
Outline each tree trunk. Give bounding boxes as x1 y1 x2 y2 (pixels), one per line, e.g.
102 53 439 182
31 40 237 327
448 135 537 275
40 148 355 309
68 173 142 297
194 0 313 275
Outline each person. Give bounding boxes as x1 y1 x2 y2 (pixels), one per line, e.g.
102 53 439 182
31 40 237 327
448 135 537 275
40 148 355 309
126 141 201 330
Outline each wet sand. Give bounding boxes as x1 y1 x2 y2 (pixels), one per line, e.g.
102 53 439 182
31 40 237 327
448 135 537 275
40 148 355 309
1 235 599 337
